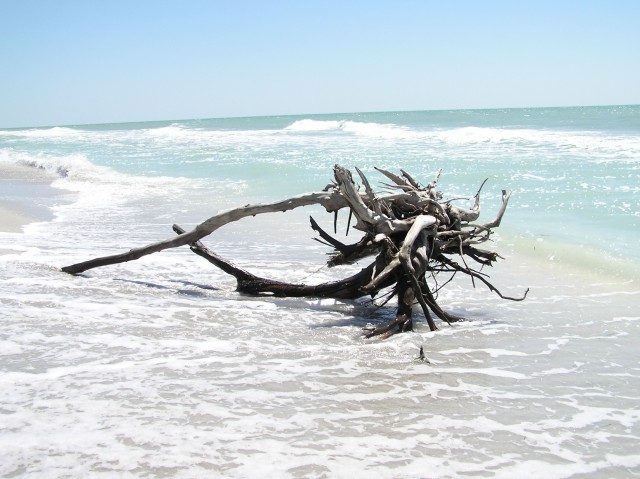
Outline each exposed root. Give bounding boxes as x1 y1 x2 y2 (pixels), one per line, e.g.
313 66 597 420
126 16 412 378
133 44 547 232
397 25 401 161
62 165 527 339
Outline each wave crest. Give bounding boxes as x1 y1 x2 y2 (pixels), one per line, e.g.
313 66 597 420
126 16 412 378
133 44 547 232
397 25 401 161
0 126 86 140
285 119 413 138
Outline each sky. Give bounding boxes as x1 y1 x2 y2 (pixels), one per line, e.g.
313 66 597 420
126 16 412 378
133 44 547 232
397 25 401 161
1 0 639 128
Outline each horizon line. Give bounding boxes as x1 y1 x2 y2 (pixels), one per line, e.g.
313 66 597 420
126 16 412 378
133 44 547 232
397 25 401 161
2 102 638 131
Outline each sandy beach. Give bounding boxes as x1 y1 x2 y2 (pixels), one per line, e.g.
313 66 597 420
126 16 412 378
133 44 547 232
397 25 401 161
0 202 34 233
0 162 61 253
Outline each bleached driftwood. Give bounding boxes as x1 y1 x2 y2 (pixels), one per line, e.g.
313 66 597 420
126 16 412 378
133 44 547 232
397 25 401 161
62 165 527 338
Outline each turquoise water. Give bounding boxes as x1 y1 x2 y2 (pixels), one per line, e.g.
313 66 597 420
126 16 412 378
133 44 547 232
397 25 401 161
2 105 639 273
1 106 639 478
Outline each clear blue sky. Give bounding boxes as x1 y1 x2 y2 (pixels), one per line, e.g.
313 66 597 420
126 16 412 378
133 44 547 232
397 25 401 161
1 0 639 128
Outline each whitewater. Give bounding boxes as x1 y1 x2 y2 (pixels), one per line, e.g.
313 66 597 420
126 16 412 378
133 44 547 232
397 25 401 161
1 106 639 478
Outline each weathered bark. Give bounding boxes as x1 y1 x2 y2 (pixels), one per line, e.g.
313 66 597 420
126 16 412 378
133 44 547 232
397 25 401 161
62 164 527 338
171 224 393 299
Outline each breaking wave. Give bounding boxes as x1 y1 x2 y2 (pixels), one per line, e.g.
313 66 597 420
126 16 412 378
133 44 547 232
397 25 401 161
284 119 640 158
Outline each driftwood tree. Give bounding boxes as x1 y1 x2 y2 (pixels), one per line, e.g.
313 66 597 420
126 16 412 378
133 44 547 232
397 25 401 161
62 165 527 338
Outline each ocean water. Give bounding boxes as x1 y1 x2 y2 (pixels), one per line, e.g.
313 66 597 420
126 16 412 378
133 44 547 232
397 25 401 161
0 106 639 478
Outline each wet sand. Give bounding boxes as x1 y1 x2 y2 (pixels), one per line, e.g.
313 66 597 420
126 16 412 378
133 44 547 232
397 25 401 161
0 202 35 234
0 162 61 253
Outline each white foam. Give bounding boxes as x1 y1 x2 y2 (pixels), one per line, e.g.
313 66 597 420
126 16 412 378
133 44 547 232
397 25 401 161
285 119 345 131
439 347 528 357
285 118 415 139
0 126 85 139
339 120 413 138
429 366 530 379
0 340 22 355
281 120 640 163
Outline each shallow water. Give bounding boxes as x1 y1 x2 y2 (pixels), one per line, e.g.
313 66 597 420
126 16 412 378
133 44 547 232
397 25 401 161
1 106 639 478
1 242 638 478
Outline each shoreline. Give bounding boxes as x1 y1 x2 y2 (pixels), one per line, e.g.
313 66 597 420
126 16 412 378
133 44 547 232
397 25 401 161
0 201 40 233
0 202 35 254
0 162 63 254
